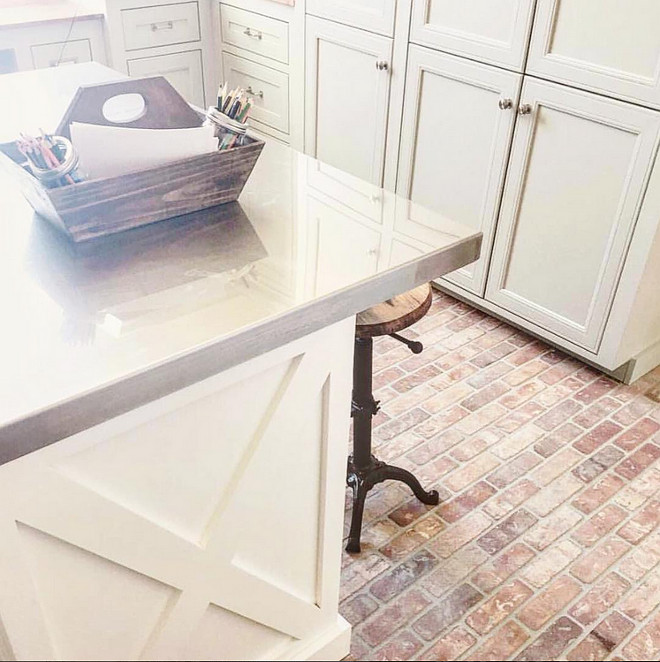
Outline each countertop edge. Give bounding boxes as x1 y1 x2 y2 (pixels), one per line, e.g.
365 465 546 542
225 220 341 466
0 12 104 29
0 234 481 466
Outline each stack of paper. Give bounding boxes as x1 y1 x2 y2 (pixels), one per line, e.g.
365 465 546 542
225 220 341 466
69 122 218 180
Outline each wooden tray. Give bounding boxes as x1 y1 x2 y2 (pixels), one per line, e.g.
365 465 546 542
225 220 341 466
0 76 264 242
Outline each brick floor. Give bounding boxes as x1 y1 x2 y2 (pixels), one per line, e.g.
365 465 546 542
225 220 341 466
341 290 660 661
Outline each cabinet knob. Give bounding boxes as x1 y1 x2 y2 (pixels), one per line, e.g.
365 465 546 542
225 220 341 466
244 28 263 40
246 86 264 99
498 98 513 110
376 60 389 71
518 103 533 115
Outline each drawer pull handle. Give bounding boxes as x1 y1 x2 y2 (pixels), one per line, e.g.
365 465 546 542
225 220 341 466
518 103 533 115
151 21 174 31
498 98 513 110
246 86 264 99
244 28 263 40
49 57 78 67
376 60 389 71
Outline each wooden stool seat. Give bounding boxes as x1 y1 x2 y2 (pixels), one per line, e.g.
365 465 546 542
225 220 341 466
356 283 432 338
347 283 439 554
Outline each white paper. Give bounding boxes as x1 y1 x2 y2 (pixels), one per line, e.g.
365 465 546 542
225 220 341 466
69 122 218 180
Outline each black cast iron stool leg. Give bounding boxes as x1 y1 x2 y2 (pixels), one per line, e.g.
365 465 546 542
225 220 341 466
346 337 440 554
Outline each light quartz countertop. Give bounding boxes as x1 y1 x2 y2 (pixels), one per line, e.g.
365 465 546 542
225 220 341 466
0 0 103 29
0 63 481 464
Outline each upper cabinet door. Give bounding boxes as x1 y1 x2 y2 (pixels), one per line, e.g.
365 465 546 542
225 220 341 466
305 17 393 186
487 78 660 352
410 0 537 71
397 46 521 296
528 0 660 109
306 0 396 37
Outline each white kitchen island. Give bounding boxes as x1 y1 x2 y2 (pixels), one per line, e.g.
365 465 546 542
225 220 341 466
0 65 480 661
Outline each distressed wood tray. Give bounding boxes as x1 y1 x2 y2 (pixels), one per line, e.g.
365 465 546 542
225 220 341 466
0 76 264 242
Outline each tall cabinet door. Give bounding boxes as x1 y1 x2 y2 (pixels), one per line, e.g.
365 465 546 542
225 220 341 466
305 16 393 186
410 0 537 71
487 78 660 352
527 0 660 109
397 46 521 296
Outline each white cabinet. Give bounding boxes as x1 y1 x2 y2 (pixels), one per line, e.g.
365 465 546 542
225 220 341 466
216 1 303 148
220 4 289 64
527 0 660 109
0 17 106 73
306 0 396 37
221 52 290 134
127 50 205 107
305 195 381 296
305 16 392 186
410 0 537 71
103 0 215 108
31 39 93 69
0 318 353 662
487 78 660 352
397 46 520 296
121 1 201 52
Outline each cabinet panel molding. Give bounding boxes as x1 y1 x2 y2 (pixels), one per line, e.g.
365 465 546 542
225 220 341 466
31 39 93 69
127 49 205 108
121 1 202 52
306 0 396 37
221 52 290 134
0 319 354 661
305 16 393 186
220 3 289 64
410 0 536 72
487 78 660 352
527 0 660 109
397 46 521 296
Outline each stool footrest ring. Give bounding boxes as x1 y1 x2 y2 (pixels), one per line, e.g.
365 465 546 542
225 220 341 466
389 332 424 354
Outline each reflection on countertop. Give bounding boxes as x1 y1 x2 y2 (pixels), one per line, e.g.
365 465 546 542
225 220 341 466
0 139 479 442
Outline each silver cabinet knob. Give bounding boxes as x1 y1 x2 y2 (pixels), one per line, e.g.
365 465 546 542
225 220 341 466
518 103 533 115
376 60 389 71
244 27 263 40
498 98 513 110
246 86 264 99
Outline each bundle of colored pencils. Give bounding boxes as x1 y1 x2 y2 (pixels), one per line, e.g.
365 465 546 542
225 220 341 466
16 131 83 187
216 83 252 123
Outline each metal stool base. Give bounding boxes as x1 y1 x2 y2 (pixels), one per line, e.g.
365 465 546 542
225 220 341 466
346 455 439 553
346 336 440 554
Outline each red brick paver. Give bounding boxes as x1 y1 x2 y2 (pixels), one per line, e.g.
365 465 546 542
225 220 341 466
341 290 660 661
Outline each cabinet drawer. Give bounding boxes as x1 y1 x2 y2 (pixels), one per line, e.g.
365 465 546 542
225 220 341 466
221 52 289 134
220 4 288 64
127 50 205 108
306 0 396 37
31 39 92 69
121 2 201 52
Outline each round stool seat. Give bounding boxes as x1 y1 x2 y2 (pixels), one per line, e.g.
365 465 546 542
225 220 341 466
356 283 432 339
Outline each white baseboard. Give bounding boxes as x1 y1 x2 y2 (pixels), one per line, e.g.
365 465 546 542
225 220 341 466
278 616 352 661
624 338 660 383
